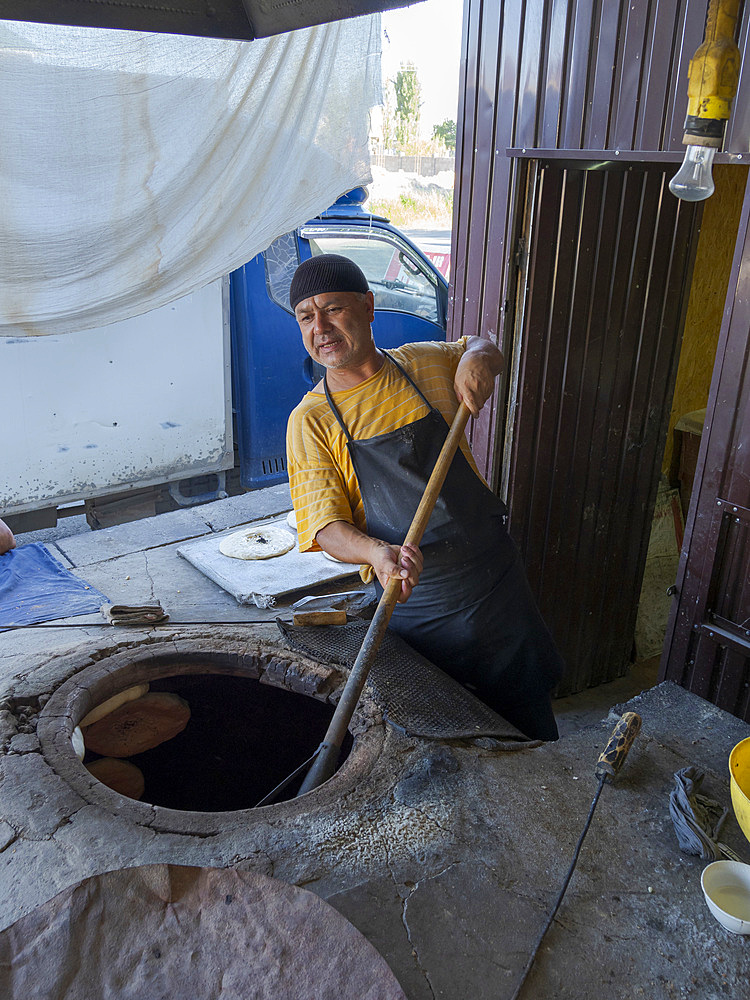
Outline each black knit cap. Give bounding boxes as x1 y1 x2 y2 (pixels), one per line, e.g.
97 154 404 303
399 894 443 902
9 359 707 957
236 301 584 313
289 253 369 311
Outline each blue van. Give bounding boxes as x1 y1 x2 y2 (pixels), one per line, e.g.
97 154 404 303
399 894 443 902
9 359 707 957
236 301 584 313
230 188 450 490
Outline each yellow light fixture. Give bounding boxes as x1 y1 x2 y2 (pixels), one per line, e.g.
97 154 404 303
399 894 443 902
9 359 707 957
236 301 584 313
669 0 741 202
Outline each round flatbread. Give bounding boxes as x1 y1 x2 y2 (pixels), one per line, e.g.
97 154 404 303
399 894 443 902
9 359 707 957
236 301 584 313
286 510 297 530
219 526 295 560
86 758 146 800
323 550 358 565
79 683 150 728
71 726 85 761
82 692 190 757
0 867 409 1000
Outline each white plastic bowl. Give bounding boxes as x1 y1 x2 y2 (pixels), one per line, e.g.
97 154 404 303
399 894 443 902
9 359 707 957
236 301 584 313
701 860 750 934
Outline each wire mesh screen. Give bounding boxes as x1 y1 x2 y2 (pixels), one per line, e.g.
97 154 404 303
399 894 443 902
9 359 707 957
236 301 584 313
276 619 534 744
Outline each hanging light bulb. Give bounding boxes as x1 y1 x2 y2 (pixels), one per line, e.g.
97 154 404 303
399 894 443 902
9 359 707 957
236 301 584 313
669 145 717 202
669 0 740 203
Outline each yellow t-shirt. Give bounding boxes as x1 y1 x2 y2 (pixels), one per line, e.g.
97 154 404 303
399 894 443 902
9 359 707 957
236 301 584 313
286 338 482 570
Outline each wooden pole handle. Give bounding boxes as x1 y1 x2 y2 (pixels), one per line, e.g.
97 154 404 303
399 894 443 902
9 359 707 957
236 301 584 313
297 401 472 795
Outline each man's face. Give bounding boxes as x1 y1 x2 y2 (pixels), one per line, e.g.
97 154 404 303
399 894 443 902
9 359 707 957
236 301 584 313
294 290 376 370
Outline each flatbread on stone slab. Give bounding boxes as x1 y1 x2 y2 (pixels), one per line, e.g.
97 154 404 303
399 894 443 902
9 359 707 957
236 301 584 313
82 692 190 757
86 758 145 799
219 525 295 560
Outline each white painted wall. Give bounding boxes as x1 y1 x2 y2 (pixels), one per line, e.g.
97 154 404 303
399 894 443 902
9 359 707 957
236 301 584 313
1 278 232 513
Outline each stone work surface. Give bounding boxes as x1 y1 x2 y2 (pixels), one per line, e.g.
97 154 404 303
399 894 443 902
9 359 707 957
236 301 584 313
0 625 748 1000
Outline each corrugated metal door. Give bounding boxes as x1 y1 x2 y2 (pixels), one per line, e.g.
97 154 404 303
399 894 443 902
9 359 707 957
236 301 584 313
662 183 750 722
448 0 748 483
506 160 700 694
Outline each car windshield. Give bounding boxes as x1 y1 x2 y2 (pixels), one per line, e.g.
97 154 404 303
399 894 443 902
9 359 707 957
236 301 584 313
307 235 439 323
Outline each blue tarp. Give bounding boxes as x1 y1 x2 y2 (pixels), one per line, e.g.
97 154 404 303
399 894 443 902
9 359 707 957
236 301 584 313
0 543 108 628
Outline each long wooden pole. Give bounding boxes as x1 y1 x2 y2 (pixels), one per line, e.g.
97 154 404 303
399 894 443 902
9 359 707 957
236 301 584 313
297 401 472 796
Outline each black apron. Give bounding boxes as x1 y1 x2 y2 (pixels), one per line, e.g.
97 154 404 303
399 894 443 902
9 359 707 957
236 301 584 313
324 352 564 740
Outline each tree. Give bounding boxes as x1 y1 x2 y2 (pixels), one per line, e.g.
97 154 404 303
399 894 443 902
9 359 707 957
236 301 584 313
432 118 456 153
393 62 422 153
380 78 396 153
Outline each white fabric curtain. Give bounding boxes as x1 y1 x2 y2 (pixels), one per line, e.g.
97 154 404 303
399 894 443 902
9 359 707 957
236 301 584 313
0 17 380 336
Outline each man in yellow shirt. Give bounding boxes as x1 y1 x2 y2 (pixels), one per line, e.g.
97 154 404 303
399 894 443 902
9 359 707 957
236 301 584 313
286 254 564 740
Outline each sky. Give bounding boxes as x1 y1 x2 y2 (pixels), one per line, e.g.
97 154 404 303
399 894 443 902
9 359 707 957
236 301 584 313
380 0 464 137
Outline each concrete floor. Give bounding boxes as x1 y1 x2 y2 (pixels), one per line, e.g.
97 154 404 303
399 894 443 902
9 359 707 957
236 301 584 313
1 488 748 999
555 656 661 736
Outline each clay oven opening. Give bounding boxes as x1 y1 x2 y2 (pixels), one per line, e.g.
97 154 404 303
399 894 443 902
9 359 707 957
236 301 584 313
80 673 354 810
38 640 375 827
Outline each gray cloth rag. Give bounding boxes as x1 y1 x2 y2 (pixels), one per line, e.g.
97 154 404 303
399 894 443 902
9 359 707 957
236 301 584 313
100 603 169 625
669 766 728 861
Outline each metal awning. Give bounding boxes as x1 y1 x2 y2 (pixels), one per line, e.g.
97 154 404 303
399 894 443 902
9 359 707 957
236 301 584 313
0 0 419 41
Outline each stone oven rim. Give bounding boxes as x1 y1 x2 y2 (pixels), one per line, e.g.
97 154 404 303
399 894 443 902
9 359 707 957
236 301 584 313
36 634 385 834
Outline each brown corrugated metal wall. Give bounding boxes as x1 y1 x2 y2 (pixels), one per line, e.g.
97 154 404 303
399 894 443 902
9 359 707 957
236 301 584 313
450 0 750 481
450 0 750 696
508 161 699 692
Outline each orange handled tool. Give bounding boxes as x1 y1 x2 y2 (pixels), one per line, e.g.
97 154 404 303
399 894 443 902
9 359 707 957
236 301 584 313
595 711 642 779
